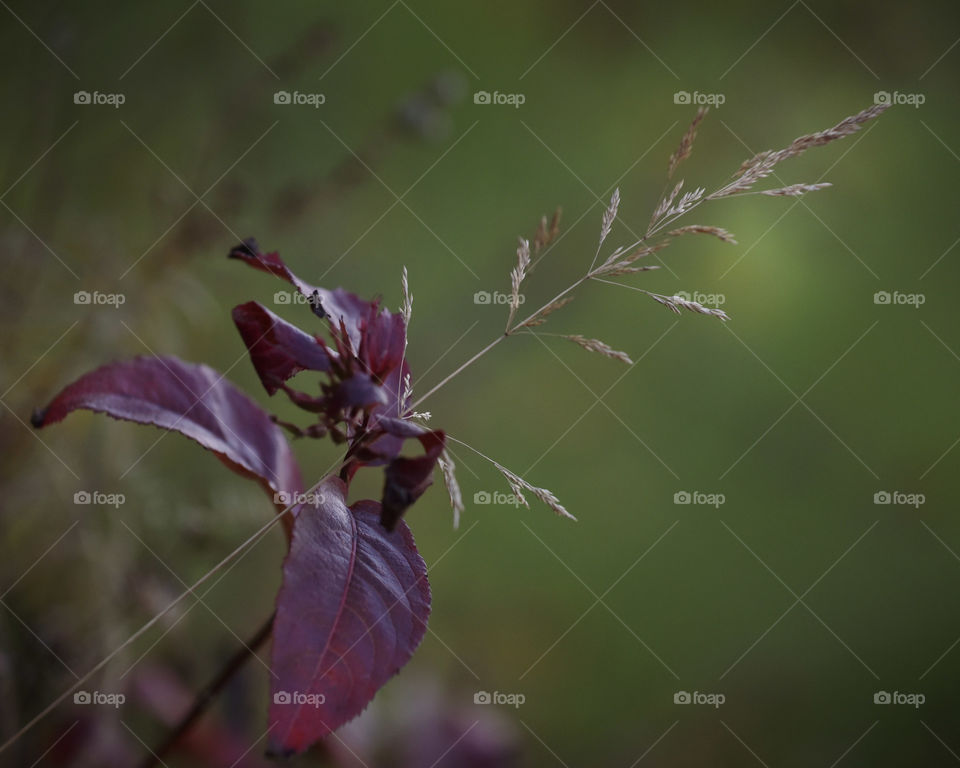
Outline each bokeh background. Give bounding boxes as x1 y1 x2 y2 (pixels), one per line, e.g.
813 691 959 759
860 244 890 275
2 1 960 765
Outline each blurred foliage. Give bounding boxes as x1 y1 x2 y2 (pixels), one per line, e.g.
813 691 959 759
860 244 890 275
2 1 960 765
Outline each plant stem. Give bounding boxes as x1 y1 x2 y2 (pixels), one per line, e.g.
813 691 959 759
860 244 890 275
408 275 591 411
139 612 276 768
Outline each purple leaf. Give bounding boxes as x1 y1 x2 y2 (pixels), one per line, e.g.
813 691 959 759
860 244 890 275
268 477 430 756
228 239 371 350
32 356 302 526
232 301 334 395
381 430 445 530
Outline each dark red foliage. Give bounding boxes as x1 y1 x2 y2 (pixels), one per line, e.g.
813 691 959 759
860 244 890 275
267 478 430 756
32 241 446 756
31 356 302 523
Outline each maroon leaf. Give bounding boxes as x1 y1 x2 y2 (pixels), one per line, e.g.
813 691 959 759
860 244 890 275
381 430 445 530
268 477 430 756
232 301 334 395
229 239 371 349
32 356 302 528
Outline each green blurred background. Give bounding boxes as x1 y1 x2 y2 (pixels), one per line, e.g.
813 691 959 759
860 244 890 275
2 1 960 765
